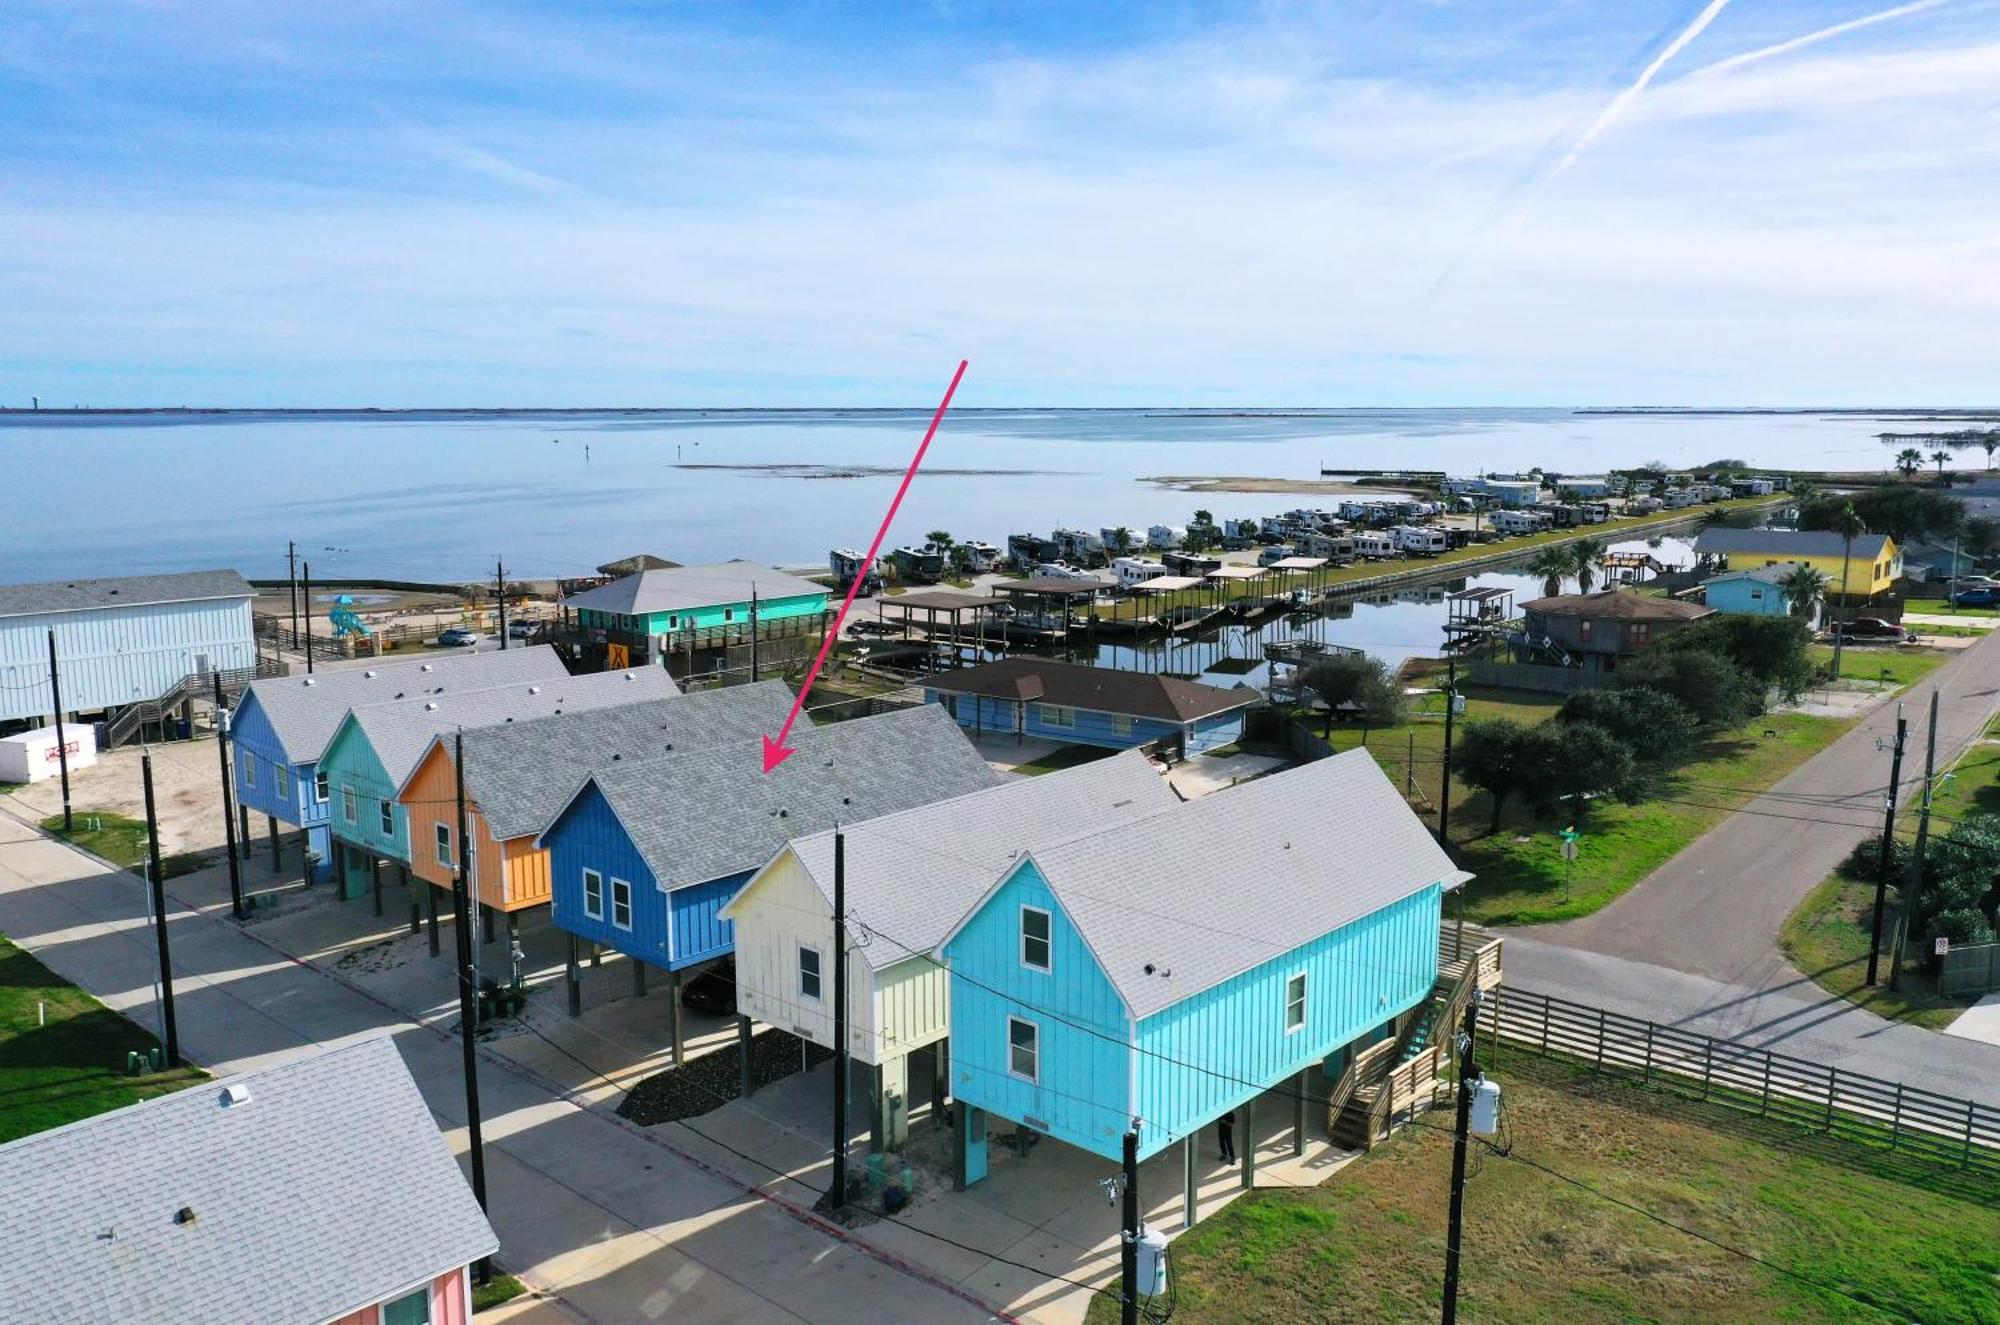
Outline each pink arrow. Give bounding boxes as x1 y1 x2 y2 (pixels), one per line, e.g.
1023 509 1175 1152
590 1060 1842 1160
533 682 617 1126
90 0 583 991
762 359 969 772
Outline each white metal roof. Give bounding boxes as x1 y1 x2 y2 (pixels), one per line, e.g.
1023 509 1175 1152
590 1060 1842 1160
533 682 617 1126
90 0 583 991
1132 575 1204 592
1206 565 1267 580
1267 556 1329 571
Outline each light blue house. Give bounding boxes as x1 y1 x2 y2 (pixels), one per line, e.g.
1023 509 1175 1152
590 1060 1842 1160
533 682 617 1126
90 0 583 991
937 749 1465 1188
319 666 679 899
0 569 255 727
229 646 572 878
534 704 998 1046
922 658 1255 757
1702 563 1814 624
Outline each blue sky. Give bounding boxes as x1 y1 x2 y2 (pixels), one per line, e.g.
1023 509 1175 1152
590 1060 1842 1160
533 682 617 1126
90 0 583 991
1 0 1995 407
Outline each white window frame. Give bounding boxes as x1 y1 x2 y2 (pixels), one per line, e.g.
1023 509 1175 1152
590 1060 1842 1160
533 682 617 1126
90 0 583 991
1109 713 1134 738
610 877 633 931
1284 971 1308 1034
1020 905 1052 973
435 822 453 868
582 868 604 921
342 785 357 824
378 798 395 837
1037 703 1076 730
242 756 256 788
314 770 329 803
273 765 290 800
798 943 824 1001
1008 1016 1040 1083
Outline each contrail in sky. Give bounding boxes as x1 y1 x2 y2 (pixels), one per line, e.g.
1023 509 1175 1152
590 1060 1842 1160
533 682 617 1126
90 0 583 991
1686 0 1946 79
1550 0 1735 179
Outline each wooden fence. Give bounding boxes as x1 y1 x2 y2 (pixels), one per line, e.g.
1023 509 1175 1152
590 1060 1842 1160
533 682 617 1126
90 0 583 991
1488 985 2000 1175
1464 660 1616 695
1940 942 2000 998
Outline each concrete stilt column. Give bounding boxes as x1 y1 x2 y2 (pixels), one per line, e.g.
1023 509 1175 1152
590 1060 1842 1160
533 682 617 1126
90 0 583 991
1183 1135 1198 1229
589 942 601 968
632 959 647 997
1294 1069 1308 1157
1241 1095 1256 1189
371 860 384 918
954 1103 987 1191
237 805 251 861
426 884 440 957
566 935 582 1017
481 906 495 945
869 1062 885 1154
267 815 280 872
931 1040 951 1112
667 968 684 1067
737 1015 755 1098
405 865 420 935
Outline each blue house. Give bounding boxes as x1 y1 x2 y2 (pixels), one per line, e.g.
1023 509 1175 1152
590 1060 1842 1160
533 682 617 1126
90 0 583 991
0 569 255 727
535 704 998 1049
922 658 1256 757
937 749 1466 1188
229 646 572 878
1702 563 1815 624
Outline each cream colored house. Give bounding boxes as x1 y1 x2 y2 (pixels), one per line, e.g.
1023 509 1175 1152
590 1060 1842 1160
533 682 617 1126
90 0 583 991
719 749 1176 1143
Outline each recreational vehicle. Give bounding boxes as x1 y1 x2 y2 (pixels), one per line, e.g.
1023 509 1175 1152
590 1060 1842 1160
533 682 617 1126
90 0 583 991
1006 532 1060 570
1161 550 1222 576
1034 561 1097 582
890 545 944 584
1222 518 1263 543
1353 531 1397 559
1393 525 1449 556
1148 524 1189 550
961 541 1001 572
1488 509 1542 535
1302 531 1355 561
1053 528 1108 566
1113 557 1170 588
828 548 882 594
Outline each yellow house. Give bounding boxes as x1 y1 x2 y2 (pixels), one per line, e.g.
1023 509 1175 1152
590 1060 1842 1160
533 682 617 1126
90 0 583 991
1693 528 1900 597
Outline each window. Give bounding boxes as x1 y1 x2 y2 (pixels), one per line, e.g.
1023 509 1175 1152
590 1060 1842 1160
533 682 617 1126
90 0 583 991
1109 714 1133 738
798 944 823 1001
1285 973 1307 1033
1038 704 1076 730
314 770 329 803
1630 623 1651 644
379 799 395 837
582 869 604 920
382 1287 431 1325
273 765 290 800
435 823 453 868
1577 619 1593 641
1008 1017 1039 1082
342 786 357 824
1020 906 1051 972
611 877 633 930
723 607 736 622
242 756 256 788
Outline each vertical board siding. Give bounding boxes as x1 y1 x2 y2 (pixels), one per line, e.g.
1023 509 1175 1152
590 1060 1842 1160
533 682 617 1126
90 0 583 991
0 596 255 723
667 871 750 970
227 695 295 825
1135 885 1441 1156
943 861 1132 1160
578 589 828 636
502 835 552 908
321 722 411 864
399 747 520 911
431 1268 469 1325
924 693 1201 752
543 783 671 968
875 956 949 1059
1184 712 1245 755
727 851 879 1061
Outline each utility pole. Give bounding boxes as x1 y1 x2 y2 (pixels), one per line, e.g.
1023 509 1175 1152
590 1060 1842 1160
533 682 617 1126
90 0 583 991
451 730 491 1281
45 630 72 833
301 560 314 675
1440 990 1483 1325
141 752 181 1067
1438 655 1457 846
1120 1127 1141 1325
1866 702 1907 987
749 586 760 682
829 829 849 1209
495 557 508 650
214 674 245 920
287 540 300 647
1890 691 1939 992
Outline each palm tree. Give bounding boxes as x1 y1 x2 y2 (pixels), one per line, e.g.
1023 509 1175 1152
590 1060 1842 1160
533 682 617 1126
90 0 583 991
927 529 955 554
1932 449 1953 477
1108 526 1136 556
1527 546 1573 598
1984 434 1999 470
1777 564 1828 624
1569 537 1607 593
1829 501 1865 679
1895 447 1924 477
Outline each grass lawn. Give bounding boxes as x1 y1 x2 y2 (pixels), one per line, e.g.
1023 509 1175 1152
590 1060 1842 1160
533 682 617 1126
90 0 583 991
1009 745 1119 776
1778 719 2000 1028
41 813 209 878
0 933 202 1143
1807 643 1951 690
473 1274 527 1312
1085 1053 2000 1325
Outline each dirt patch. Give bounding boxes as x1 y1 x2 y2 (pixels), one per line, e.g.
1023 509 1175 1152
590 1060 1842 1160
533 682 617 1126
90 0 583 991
618 1029 834 1125
1142 474 1415 496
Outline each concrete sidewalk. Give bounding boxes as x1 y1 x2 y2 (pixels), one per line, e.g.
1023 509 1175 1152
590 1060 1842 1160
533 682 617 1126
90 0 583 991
0 804 994 1325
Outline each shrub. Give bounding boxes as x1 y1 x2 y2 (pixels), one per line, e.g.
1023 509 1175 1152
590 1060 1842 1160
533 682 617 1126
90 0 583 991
1300 654 1406 734
1557 687 1698 763
1929 908 1996 950
1525 721 1638 819
1617 649 1764 728
1456 718 1537 836
1841 833 1909 884
1654 614 1815 702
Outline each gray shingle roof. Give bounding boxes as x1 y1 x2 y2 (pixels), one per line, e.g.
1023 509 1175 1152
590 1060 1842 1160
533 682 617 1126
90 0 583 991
564 561 828 616
235 645 576 763
0 568 254 620
0 1036 496 1324
749 750 1179 971
351 666 683 789
458 682 796 840
1521 589 1713 622
1694 527 1891 560
924 658 1258 723
560 704 1001 893
1012 750 1465 1019
1704 562 1805 587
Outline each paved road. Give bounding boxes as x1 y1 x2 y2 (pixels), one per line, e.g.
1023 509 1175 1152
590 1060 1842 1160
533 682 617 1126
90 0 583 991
0 808 992 1325
1511 626 2000 1098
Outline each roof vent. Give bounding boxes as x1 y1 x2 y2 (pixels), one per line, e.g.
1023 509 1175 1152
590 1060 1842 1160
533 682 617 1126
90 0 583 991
364 670 377 678
425 702 439 711
611 753 621 760
394 692 406 700
622 672 634 680
528 686 541 695
174 1207 196 1226
421 663 434 672
302 678 315 687
218 1083 251 1108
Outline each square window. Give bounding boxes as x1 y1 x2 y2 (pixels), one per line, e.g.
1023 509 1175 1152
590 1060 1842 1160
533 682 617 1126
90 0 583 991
1021 906 1051 972
314 771 329 803
1109 714 1133 738
342 786 357 824
582 869 604 921
1008 1017 1039 1082
382 1286 431 1325
799 945 823 1001
611 878 632 930
379 799 395 836
1285 973 1307 1033
435 822 452 868
1039 704 1076 730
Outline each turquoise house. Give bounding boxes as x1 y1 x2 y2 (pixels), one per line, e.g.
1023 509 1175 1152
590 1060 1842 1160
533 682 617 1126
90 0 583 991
937 749 1465 1185
319 667 679 897
1703 563 1813 624
922 657 1256 758
566 561 830 638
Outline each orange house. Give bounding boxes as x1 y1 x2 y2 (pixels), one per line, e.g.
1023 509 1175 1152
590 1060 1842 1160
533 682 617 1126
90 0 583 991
399 683 795 918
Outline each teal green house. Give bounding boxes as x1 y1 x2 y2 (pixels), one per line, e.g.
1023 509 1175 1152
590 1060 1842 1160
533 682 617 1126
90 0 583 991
566 561 830 639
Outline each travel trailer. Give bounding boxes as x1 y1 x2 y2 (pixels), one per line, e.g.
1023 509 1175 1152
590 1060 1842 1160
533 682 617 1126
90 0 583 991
1006 532 1061 569
1301 531 1355 561
1162 550 1222 576
1034 561 1098 582
1488 509 1542 535
1113 556 1170 588
1148 524 1189 550
1222 518 1263 543
890 545 944 584
1393 525 1449 555
961 541 1001 572
1353 531 1397 559
828 547 882 594
1053 528 1108 566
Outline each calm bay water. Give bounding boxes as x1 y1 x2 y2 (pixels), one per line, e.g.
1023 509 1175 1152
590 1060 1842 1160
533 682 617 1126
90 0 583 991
0 407 1871 584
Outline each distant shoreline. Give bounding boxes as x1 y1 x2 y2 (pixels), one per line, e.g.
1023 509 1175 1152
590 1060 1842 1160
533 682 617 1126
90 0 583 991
4 404 1995 421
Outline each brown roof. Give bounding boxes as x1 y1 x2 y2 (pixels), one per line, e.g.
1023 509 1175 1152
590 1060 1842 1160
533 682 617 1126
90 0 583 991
925 658 1257 723
994 577 1112 597
881 590 1001 613
1522 590 1714 622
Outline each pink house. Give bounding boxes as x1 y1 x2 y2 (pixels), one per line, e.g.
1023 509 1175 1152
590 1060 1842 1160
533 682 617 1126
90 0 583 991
0 1036 498 1324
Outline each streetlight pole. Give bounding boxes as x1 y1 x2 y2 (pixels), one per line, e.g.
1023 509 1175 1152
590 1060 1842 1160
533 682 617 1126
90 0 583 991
46 630 72 833
141 752 181 1067
452 730 491 1283
1889 691 1940 992
214 674 245 920
1866 703 1907 987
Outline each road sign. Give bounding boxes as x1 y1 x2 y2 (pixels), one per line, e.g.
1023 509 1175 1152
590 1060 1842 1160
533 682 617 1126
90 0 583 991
1936 936 1951 957
1561 839 1579 862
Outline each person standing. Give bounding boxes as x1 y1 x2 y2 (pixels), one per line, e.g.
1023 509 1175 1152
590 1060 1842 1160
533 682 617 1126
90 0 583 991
1218 1109 1237 1164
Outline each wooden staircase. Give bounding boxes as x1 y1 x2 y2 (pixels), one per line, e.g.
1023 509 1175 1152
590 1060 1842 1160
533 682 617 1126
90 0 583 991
1328 926 1503 1150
